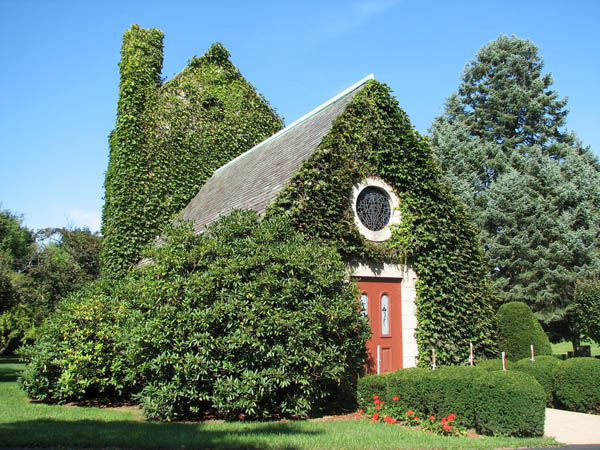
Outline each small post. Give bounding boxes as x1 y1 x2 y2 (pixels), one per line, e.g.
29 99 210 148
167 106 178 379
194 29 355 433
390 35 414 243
432 348 437 370
501 351 507 371
530 344 535 362
469 342 474 366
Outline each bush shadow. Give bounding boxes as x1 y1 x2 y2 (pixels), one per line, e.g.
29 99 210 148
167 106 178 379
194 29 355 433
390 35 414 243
0 418 320 449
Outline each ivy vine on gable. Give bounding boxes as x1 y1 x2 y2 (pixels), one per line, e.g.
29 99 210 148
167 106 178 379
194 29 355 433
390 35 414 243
267 81 497 366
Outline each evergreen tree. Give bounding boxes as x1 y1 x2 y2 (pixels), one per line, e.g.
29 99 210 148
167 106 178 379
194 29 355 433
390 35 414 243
431 35 600 347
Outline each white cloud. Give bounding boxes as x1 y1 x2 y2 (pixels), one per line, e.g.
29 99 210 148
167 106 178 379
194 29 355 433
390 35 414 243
64 208 101 233
311 0 403 41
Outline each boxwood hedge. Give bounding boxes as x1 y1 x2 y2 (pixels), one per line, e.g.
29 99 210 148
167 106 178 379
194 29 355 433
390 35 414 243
553 357 600 413
514 356 561 406
357 366 545 436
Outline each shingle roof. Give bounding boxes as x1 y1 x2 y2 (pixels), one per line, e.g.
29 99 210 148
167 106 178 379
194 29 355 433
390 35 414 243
179 75 373 233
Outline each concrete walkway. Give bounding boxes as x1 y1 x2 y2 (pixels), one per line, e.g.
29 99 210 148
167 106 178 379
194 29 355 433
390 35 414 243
545 408 600 445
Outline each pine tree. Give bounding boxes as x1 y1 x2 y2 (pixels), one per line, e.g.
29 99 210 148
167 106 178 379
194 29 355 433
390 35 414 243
431 35 600 347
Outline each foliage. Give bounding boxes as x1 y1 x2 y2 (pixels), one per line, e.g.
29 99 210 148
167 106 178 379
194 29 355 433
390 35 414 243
19 279 133 403
496 302 552 361
553 357 600 413
126 211 369 420
357 366 545 436
514 355 561 406
476 358 515 371
101 25 283 278
574 277 600 345
430 35 600 346
475 371 545 437
0 208 34 272
267 80 497 366
441 34 570 153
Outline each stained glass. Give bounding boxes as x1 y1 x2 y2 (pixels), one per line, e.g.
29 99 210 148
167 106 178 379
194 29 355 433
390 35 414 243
356 187 391 231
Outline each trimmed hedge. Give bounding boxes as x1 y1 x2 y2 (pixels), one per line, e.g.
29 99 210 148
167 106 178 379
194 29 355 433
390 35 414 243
475 371 545 437
553 357 600 413
477 358 515 371
357 367 545 436
496 302 552 361
514 356 561 406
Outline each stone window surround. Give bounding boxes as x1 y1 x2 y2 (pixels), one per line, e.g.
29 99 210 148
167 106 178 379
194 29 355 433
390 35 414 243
350 177 401 242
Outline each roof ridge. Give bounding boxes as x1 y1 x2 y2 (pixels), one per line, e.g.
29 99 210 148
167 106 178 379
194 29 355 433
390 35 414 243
214 74 374 175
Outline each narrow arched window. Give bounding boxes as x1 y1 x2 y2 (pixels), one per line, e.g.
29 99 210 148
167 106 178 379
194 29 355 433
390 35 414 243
381 294 389 335
360 293 368 316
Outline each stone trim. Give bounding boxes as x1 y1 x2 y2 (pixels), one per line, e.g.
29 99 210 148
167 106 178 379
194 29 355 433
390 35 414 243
350 177 401 242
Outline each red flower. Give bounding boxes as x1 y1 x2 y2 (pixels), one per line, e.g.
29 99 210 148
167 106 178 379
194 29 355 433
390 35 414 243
372 413 379 421
358 409 364 415
447 413 456 421
443 424 453 431
414 416 420 421
383 416 397 424
373 399 380 405
392 396 399 401
373 395 379 400
380 401 385 406
440 418 447 425
407 410 413 416
375 405 380 410
429 415 435 421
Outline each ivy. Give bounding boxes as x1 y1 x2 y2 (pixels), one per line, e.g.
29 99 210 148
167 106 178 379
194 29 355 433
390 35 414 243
267 81 497 366
101 26 283 278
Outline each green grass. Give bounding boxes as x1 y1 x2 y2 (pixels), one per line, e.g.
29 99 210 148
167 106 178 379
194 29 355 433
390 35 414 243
0 357 560 449
552 340 600 357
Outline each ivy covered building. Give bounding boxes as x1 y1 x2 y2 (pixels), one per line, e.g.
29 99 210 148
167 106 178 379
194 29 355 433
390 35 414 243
179 74 498 371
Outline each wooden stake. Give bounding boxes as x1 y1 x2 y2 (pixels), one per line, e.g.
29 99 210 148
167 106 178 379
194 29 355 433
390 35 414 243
531 344 535 362
469 342 474 366
502 351 507 371
432 348 437 370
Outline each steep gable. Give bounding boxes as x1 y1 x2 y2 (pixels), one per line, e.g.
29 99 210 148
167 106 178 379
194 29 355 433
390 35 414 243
179 75 371 232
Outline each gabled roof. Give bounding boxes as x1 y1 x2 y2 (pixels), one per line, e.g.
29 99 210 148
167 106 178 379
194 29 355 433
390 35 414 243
179 74 374 233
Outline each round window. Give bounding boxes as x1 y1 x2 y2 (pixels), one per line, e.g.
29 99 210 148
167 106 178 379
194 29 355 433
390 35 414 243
356 187 391 232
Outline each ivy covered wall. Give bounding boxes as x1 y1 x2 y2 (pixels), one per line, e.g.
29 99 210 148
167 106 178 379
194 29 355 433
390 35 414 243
101 25 283 278
267 81 497 366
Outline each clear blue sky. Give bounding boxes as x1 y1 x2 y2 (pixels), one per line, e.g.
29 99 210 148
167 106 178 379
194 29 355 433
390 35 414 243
1 0 598 233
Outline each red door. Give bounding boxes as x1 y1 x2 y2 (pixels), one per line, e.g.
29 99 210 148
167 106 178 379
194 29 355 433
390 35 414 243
357 277 402 374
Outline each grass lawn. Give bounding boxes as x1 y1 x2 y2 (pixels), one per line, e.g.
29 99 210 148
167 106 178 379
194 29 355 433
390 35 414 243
0 357 560 449
552 340 600 357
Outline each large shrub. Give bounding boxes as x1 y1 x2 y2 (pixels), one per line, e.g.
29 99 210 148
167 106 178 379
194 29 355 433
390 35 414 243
357 366 545 436
127 211 370 420
514 355 561 406
553 357 600 413
496 302 552 361
19 279 133 403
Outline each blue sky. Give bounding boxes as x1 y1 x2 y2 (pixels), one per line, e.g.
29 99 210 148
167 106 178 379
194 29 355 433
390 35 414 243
1 0 598 233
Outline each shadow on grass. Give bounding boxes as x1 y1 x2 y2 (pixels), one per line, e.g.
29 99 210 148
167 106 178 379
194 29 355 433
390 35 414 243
0 362 22 383
0 418 320 449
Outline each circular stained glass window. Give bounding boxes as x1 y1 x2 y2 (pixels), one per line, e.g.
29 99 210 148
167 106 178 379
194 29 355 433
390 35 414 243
356 187 391 232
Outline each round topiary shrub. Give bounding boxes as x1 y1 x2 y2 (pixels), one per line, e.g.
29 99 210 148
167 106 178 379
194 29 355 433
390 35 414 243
496 302 552 361
474 370 545 436
553 357 600 413
477 358 515 371
19 279 133 403
127 211 371 420
515 355 561 406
